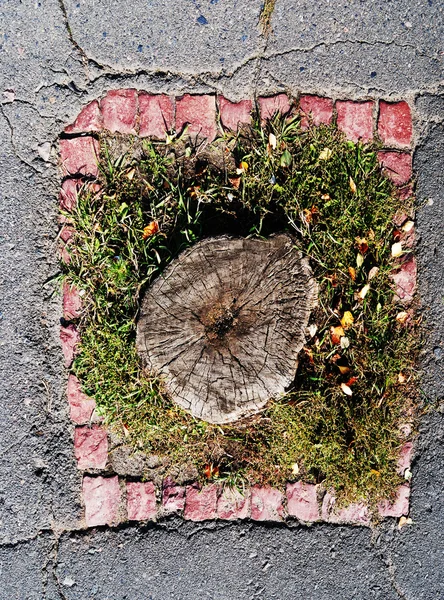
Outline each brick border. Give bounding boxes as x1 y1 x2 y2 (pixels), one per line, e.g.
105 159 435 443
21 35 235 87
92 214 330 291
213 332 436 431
59 91 416 527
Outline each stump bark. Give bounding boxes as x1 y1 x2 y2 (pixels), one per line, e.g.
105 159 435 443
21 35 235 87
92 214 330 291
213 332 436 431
136 234 317 424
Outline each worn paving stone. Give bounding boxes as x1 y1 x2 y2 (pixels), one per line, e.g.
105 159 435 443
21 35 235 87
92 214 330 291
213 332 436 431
74 426 108 470
218 96 252 130
67 374 96 425
299 95 333 129
127 481 157 521
250 486 286 522
59 137 100 177
378 151 413 186
176 94 217 140
378 100 413 147
101 88 138 134
336 100 374 143
138 93 174 138
184 484 219 521
286 482 320 522
83 476 122 527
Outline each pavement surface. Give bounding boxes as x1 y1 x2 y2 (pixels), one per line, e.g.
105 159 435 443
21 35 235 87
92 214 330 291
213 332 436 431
0 1 443 598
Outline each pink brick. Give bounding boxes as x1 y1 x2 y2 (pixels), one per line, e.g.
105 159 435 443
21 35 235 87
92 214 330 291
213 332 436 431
59 179 80 211
176 94 217 141
74 426 108 469
299 95 333 129
63 282 82 320
59 224 74 243
60 324 80 368
218 96 252 130
378 151 412 186
101 89 138 134
59 244 71 265
321 491 370 525
67 374 96 425
65 100 103 134
258 94 291 121
139 93 174 138
392 255 417 304
127 481 157 521
378 101 412 147
184 484 219 521
217 486 250 520
83 475 121 527
397 442 414 475
162 477 186 513
378 485 410 518
336 100 374 143
250 486 286 522
60 137 100 177
286 482 320 522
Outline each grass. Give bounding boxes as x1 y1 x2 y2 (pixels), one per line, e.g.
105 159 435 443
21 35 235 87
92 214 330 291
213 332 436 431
61 112 419 506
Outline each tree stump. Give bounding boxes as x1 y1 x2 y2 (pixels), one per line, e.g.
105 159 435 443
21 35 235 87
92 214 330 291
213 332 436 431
136 234 317 424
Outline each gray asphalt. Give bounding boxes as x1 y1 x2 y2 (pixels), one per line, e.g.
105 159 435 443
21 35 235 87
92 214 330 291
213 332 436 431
0 1 443 598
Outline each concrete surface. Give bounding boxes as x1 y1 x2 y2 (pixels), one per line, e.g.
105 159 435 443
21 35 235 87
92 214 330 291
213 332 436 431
0 0 443 598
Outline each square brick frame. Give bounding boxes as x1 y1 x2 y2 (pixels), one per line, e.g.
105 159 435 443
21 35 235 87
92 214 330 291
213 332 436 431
59 90 416 528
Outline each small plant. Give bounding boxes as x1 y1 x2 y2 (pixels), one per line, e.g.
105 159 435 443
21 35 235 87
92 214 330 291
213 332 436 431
61 113 419 505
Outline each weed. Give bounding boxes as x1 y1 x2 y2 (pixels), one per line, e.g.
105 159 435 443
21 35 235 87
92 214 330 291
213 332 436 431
61 114 419 505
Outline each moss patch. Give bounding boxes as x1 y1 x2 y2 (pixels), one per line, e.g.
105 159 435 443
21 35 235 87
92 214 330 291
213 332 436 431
61 113 419 505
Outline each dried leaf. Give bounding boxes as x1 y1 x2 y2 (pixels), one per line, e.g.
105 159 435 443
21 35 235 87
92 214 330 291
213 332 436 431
398 372 407 384
340 311 354 329
142 221 159 239
303 205 319 224
368 266 379 281
330 325 345 345
319 147 332 160
396 311 409 324
338 364 350 375
402 220 414 233
126 167 136 180
236 161 248 175
404 468 412 481
280 149 292 168
398 516 412 530
357 284 370 300
349 176 357 194
345 376 358 386
348 266 356 281
391 242 403 257
204 464 219 479
228 176 241 189
355 237 369 254
321 193 331 200
268 133 277 150
341 383 353 396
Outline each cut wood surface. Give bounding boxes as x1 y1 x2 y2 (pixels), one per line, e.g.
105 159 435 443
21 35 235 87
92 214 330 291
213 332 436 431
136 234 317 424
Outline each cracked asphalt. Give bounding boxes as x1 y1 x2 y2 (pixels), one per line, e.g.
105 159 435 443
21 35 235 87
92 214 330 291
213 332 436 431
0 1 443 598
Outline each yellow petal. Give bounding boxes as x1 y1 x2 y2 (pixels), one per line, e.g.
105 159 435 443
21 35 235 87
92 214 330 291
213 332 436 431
391 242 403 257
402 220 414 232
340 311 354 329
268 133 277 150
356 253 364 268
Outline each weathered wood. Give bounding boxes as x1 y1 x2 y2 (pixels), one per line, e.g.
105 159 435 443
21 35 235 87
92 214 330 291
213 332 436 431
136 235 317 424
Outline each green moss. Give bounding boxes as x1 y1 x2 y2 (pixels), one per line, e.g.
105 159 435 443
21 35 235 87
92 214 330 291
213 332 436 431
61 113 419 505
